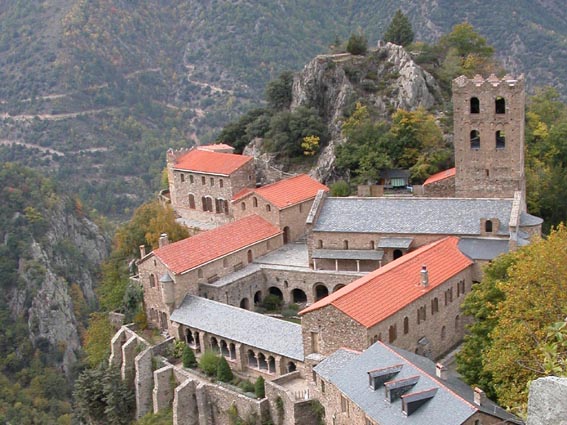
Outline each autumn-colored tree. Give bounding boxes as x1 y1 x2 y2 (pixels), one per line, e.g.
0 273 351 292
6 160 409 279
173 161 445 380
301 135 320 156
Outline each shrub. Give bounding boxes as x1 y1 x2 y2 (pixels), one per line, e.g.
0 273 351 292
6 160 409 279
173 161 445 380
217 356 234 382
199 351 220 376
330 180 351 197
254 376 265 399
238 380 255 393
346 32 367 56
261 294 283 311
182 345 197 368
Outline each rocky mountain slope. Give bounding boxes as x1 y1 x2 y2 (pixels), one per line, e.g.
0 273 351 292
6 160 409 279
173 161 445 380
0 1 566 217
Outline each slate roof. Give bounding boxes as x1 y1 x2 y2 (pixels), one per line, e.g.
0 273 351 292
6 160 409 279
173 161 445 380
170 295 304 360
174 148 252 175
520 212 544 227
313 197 513 235
312 249 384 261
315 342 520 425
300 237 473 327
233 174 328 209
143 215 281 274
377 237 414 249
423 168 456 186
458 238 510 261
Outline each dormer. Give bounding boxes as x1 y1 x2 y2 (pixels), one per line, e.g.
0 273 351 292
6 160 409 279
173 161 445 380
480 218 500 236
368 364 403 390
401 388 438 416
384 376 420 402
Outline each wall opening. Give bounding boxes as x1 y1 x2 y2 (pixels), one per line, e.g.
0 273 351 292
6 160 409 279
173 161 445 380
496 130 506 149
495 96 506 114
393 249 403 260
470 130 480 150
314 284 329 301
470 97 480 114
240 298 250 310
291 288 307 303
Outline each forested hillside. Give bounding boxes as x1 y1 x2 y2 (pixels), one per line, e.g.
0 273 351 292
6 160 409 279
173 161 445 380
0 1 566 218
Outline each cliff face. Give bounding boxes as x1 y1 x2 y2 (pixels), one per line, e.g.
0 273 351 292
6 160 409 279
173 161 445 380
1 165 109 374
289 43 440 181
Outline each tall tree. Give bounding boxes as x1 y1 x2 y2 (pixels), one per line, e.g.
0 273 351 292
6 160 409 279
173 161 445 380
383 10 414 47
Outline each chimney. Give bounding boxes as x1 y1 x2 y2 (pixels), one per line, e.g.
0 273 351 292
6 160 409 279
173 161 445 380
435 363 447 380
139 244 146 258
420 265 429 287
159 233 169 248
474 387 487 406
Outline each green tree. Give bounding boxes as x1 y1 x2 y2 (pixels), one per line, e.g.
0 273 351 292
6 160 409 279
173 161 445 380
346 31 367 56
182 345 197 368
265 71 294 111
254 376 265 399
383 10 414 47
198 351 220 376
83 313 115 367
216 356 233 382
330 180 350 197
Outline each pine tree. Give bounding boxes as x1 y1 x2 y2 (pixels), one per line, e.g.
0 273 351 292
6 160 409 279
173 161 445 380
254 376 265 399
346 31 368 55
182 345 197 368
216 356 234 382
383 10 414 47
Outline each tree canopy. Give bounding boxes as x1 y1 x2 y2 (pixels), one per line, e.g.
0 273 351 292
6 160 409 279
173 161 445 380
346 31 368 56
383 10 414 47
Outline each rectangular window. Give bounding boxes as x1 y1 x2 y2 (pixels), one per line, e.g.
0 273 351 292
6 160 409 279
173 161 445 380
311 332 320 353
189 174 194 184
340 395 348 413
210 177 214 186
201 176 206 185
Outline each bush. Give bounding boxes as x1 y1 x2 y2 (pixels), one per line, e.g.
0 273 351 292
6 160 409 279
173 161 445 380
217 356 234 382
346 32 367 56
199 351 220 376
330 180 351 197
238 380 255 393
261 294 283 311
254 376 265 399
182 345 197 368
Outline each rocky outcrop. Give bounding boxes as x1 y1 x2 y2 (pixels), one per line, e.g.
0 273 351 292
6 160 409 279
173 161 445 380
8 200 109 373
289 43 441 182
527 376 567 425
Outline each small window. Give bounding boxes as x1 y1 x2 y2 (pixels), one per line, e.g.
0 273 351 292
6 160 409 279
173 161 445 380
299 203 303 213
470 97 480 114
149 274 156 288
201 176 206 185
189 175 194 184
403 316 409 334
241 202 246 211
253 197 258 208
317 240 323 249
496 130 505 149
441 326 446 340
455 315 461 330
219 179 224 188
343 240 349 250
266 204 271 212
189 194 195 209
198 269 203 278
495 96 505 114
431 297 439 314
321 380 325 393
485 219 493 233
340 395 348 412
370 240 375 250
470 130 480 150
388 324 397 343
180 173 185 182
210 177 214 186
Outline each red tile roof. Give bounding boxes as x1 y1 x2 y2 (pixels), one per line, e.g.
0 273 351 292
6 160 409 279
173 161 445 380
423 168 456 186
174 148 252 175
300 237 472 328
149 215 281 274
233 174 328 209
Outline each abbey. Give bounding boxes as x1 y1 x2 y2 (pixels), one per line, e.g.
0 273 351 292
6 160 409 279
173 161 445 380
111 75 537 425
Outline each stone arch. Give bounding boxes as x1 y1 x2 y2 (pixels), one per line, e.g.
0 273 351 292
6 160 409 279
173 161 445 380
258 353 268 370
240 298 250 310
393 249 403 260
291 288 307 304
470 130 480 150
287 361 297 373
333 284 345 292
185 328 194 345
470 97 480 114
254 291 262 305
495 96 506 114
496 130 506 149
220 340 229 357
283 226 290 244
247 249 253 263
314 283 329 301
268 356 276 374
268 287 283 301
485 219 493 233
210 337 220 353
247 350 258 368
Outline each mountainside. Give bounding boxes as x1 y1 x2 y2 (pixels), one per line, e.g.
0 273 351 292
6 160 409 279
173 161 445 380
0 1 566 217
0 163 109 422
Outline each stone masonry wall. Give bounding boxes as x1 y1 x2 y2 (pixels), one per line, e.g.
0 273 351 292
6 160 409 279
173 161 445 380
422 177 456 197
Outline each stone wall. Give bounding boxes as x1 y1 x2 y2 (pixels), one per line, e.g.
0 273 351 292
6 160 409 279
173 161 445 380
266 373 321 425
422 176 455 197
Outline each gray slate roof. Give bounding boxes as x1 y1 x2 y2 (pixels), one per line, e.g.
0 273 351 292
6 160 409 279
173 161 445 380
520 212 544 227
313 197 514 235
458 238 510 261
315 342 520 425
377 237 414 249
312 249 384 260
170 295 304 360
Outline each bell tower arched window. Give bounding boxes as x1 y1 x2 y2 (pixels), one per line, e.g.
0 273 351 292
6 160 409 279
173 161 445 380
496 130 505 149
470 97 480 114
470 130 480 150
495 97 506 114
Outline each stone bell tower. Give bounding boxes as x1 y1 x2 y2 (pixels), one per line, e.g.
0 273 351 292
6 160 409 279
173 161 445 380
452 74 525 199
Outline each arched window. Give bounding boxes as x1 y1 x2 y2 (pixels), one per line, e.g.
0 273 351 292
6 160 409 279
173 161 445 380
210 177 214 186
393 249 403 260
343 240 349 249
485 219 493 233
180 174 185 182
202 196 207 211
470 97 480 114
219 179 223 188
496 130 505 149
431 297 439 314
149 274 156 288
253 197 258 207
189 175 194 184
403 317 409 334
388 324 397 343
201 176 206 185
247 249 253 263
241 202 246 211
370 240 375 250
495 97 505 114
189 194 195 209
470 130 480 150
441 326 446 340
266 204 271 212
